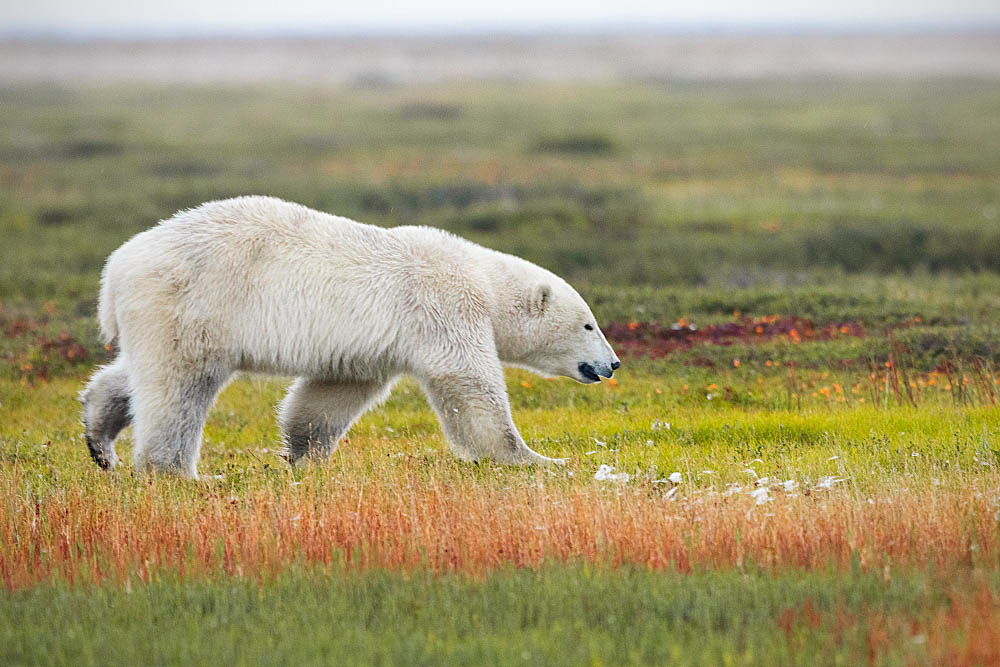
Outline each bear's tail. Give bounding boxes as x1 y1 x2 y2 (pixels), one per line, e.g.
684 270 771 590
97 259 119 344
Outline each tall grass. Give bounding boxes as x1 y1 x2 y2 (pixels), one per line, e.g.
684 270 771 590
3 454 999 589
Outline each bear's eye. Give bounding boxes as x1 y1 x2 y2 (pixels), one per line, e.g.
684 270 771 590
584 324 594 331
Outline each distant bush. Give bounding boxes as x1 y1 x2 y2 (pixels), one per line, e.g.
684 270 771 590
397 103 462 119
339 182 645 232
531 133 617 155
350 182 498 217
35 207 77 226
446 201 587 234
58 139 122 158
893 326 1000 366
350 71 397 89
801 220 1000 273
146 160 221 178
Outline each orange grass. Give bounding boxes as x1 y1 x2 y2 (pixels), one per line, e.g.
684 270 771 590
3 464 999 590
774 583 1000 665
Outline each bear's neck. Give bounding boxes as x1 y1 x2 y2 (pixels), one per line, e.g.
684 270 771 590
484 256 534 365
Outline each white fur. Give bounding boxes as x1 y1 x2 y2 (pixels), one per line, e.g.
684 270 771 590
81 196 619 477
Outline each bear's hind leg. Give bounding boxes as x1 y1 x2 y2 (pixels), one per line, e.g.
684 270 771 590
80 356 133 470
130 366 232 478
278 377 395 464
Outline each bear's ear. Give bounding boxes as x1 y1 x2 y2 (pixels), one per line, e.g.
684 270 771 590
529 284 551 316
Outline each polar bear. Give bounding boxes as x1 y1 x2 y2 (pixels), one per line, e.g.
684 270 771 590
81 196 620 478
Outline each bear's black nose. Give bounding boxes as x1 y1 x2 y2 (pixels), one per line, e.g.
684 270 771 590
611 360 621 370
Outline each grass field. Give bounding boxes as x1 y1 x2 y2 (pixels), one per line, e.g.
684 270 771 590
2 74 1000 664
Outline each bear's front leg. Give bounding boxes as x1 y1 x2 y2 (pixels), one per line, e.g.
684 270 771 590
419 365 563 466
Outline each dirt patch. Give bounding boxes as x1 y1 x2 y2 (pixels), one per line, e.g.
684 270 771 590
604 316 865 359
1 310 93 383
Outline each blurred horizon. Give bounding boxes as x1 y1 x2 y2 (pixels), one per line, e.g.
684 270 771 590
3 0 999 39
7 0 999 83
4 21 1000 40
4 29 999 84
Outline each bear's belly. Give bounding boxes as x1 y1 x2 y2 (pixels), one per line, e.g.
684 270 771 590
235 346 400 382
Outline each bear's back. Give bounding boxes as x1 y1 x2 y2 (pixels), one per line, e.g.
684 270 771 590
166 196 387 250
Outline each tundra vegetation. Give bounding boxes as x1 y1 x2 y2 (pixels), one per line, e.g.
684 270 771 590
2 78 1000 665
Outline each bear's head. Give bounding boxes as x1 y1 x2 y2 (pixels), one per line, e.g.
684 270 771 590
494 263 620 384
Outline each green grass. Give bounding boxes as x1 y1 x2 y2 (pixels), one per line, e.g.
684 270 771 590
3 369 997 497
2 566 991 666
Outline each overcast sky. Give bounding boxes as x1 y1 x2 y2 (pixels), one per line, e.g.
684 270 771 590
4 0 999 36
